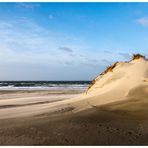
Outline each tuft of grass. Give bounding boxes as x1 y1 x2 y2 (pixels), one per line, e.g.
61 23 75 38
132 54 145 60
85 79 96 94
100 62 119 76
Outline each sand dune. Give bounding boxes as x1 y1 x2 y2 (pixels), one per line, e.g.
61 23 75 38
66 54 148 112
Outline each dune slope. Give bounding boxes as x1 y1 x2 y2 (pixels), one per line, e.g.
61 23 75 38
68 54 148 112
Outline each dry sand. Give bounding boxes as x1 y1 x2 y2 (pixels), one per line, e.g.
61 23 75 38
0 55 147 145
1 97 148 145
0 90 82 119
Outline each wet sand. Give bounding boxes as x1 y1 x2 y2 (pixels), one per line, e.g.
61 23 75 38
0 89 148 145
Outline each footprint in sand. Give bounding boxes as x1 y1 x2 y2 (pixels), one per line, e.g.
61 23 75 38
98 124 102 127
123 130 142 140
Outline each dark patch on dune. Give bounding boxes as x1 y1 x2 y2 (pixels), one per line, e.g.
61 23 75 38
132 54 146 60
53 106 75 114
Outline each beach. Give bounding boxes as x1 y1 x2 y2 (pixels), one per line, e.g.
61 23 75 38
0 89 84 119
0 56 147 145
0 90 148 145
0 86 148 145
1 2 148 146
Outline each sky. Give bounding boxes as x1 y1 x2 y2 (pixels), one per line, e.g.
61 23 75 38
0 2 148 81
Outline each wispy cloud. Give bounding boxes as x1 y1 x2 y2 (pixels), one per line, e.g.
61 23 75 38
0 18 91 68
16 3 40 10
0 19 66 65
104 50 131 60
0 17 99 80
104 50 113 54
118 52 131 59
81 62 100 68
58 47 73 53
101 59 111 64
136 17 148 26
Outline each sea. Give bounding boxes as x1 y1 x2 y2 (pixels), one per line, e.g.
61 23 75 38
0 81 91 91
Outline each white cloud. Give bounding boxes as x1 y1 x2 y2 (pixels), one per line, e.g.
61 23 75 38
137 17 148 26
0 18 108 80
0 17 94 67
0 20 62 65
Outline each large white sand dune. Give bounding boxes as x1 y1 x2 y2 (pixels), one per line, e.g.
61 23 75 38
66 54 148 111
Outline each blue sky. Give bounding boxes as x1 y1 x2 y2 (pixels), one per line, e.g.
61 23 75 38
0 2 147 80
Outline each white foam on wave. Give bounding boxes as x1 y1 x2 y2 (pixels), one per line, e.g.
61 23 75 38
0 84 89 91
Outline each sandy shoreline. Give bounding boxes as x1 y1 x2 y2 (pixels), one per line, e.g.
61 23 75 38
0 89 147 145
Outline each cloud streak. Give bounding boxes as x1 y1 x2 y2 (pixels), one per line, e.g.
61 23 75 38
118 52 131 59
0 18 98 69
16 3 40 10
136 17 148 26
58 47 73 53
104 50 131 60
0 19 69 65
104 50 113 54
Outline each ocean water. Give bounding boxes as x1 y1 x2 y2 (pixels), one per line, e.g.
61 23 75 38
0 81 91 90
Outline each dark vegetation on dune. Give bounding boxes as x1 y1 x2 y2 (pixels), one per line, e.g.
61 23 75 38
100 62 119 75
132 54 146 60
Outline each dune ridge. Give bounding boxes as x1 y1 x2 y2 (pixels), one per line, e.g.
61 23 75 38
64 54 148 112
